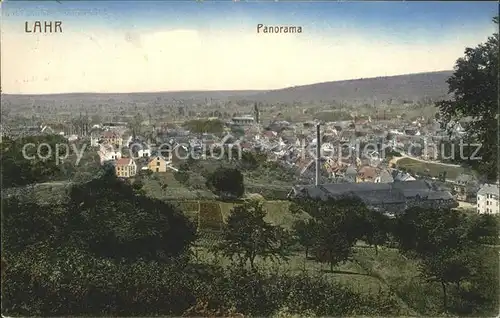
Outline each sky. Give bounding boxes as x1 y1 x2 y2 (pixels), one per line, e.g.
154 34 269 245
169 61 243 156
1 1 498 94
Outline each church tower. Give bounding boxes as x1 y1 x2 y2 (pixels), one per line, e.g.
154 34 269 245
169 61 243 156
254 102 260 124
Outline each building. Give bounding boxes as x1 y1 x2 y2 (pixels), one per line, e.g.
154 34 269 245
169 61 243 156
288 180 457 215
101 131 123 148
374 169 394 183
40 125 55 134
102 122 128 130
357 166 377 183
138 146 152 158
90 132 100 147
147 155 171 173
98 144 122 164
392 170 416 182
477 183 500 214
115 158 137 178
452 174 480 202
232 116 255 126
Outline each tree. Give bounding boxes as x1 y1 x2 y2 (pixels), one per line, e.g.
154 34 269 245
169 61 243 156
0 135 71 187
128 113 144 137
206 167 245 199
239 151 259 170
91 114 101 124
393 206 469 258
362 210 391 256
292 219 318 259
2 169 198 282
174 171 190 185
66 170 197 261
215 200 291 269
230 125 245 137
2 194 66 257
466 213 499 245
435 16 499 181
393 206 493 311
184 119 224 134
419 247 476 309
161 182 168 196
294 197 368 271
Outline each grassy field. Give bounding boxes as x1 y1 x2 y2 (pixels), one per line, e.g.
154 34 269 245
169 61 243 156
141 170 295 201
178 198 425 316
173 199 309 231
7 179 497 316
396 157 467 180
192 241 420 316
141 171 216 199
194 245 387 293
352 246 437 315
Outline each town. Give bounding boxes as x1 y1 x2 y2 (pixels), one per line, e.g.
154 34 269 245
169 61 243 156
2 97 497 215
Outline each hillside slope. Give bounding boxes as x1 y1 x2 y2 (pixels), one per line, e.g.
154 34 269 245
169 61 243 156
240 70 453 104
2 71 453 105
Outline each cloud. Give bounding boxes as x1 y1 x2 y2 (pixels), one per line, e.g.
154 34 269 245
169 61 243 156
0 23 493 94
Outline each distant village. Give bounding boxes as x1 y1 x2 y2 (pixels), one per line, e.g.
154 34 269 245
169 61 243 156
2 104 498 216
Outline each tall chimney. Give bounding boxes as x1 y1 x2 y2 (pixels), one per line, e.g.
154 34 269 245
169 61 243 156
315 124 321 186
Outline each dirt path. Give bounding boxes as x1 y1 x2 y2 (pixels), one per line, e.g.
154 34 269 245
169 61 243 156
458 201 476 210
397 152 462 167
390 153 462 168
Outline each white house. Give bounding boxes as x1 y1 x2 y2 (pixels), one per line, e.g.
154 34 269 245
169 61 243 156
477 183 499 214
389 129 404 135
138 147 152 158
66 134 79 142
98 144 122 164
90 133 100 147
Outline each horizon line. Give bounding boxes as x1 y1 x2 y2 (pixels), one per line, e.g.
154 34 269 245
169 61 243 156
1 69 454 96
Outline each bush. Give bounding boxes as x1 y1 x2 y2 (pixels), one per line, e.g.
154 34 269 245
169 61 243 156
3 244 406 316
198 266 405 317
174 171 190 184
2 246 197 316
206 167 245 199
3 171 197 262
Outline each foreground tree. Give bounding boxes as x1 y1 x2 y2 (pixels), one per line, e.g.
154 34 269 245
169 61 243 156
419 247 478 310
362 209 392 256
66 167 197 261
294 197 368 271
0 135 69 187
215 200 291 269
435 16 499 180
394 206 496 311
393 206 469 258
466 213 499 245
292 219 317 259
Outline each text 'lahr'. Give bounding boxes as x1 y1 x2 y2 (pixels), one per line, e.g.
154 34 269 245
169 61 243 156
25 21 63 33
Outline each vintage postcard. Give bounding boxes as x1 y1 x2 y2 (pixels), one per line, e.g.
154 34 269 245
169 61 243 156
1 0 499 317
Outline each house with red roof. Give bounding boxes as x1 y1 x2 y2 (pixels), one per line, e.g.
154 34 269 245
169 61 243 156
115 158 137 178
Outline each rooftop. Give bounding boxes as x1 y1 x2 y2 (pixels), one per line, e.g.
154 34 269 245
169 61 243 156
290 180 455 206
478 183 499 196
116 158 134 166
